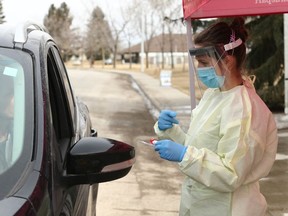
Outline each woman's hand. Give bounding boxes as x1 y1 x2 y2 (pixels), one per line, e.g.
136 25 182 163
154 140 187 162
158 110 179 131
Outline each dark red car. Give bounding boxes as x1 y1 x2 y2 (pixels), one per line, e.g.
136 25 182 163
0 21 135 216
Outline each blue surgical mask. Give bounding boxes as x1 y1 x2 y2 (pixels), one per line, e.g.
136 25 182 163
197 67 225 88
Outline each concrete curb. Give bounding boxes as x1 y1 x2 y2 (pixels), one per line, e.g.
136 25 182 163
130 75 161 121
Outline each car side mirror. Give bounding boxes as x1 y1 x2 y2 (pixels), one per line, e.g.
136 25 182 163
63 137 135 186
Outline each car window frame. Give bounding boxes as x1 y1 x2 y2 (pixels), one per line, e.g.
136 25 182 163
46 44 76 160
50 46 76 128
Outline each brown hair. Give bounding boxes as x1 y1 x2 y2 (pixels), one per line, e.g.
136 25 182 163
194 17 248 70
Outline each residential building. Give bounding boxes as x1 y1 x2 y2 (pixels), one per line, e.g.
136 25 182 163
120 34 188 66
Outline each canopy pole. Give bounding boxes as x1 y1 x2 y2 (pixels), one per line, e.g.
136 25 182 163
185 17 197 110
285 14 288 114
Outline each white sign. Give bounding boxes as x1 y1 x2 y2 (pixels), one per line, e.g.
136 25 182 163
160 70 172 87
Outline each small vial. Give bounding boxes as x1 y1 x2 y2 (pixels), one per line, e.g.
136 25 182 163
150 138 157 145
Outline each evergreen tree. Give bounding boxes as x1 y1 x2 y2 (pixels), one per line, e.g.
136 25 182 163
0 0 5 24
246 15 284 110
44 2 74 61
85 6 113 66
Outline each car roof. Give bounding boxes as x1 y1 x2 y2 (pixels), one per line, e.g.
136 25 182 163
0 21 49 49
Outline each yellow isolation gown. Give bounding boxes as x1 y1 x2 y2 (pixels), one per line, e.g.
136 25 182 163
154 79 278 216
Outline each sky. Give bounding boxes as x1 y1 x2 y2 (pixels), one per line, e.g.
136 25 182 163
2 0 184 47
2 0 128 30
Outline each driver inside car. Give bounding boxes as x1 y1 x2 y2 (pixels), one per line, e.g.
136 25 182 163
0 72 14 173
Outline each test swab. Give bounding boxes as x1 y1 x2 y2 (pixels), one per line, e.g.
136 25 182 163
140 138 157 147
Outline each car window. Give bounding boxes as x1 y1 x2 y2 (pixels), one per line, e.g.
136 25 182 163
50 47 76 129
0 56 24 174
0 49 34 182
47 46 75 159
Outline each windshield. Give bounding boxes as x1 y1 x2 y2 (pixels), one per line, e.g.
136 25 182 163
0 48 33 197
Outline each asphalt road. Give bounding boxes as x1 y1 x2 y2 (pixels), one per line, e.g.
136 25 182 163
68 69 183 216
68 68 288 216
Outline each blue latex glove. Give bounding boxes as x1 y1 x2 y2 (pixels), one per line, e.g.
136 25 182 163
154 140 187 162
158 110 179 131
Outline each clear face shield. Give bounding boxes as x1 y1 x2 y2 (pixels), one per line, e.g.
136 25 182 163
189 35 243 98
189 46 228 95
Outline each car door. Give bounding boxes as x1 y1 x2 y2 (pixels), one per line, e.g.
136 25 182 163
46 44 89 216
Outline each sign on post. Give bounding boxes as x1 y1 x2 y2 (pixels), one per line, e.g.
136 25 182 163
160 70 172 87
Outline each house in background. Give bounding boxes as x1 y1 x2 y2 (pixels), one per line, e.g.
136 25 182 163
120 34 188 67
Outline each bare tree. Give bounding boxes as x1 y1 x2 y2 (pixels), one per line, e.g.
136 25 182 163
108 17 129 68
163 12 187 70
154 1 183 69
128 0 183 69
126 0 158 69
144 11 158 69
103 1 140 69
121 4 138 69
149 0 176 69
